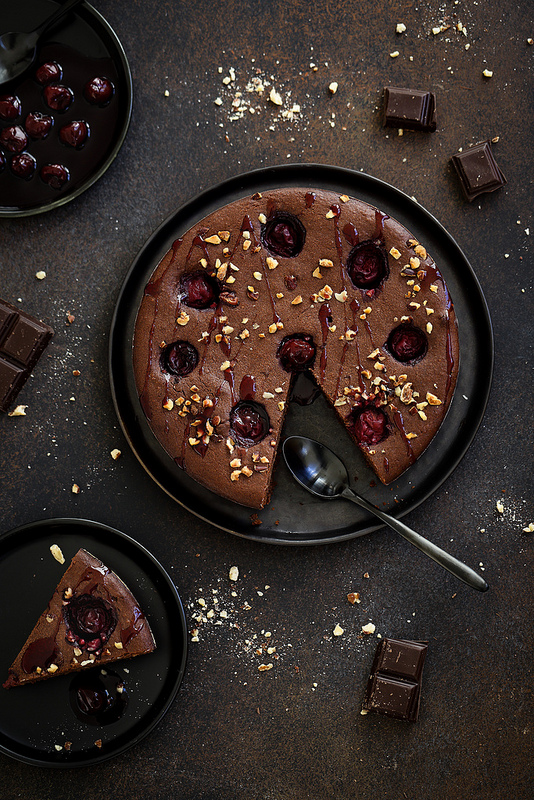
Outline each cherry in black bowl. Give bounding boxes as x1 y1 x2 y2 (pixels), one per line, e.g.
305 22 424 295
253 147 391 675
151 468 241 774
346 240 389 290
25 111 53 139
160 340 199 377
230 401 270 446
59 119 89 148
348 404 390 446
179 270 220 309
11 152 36 179
43 83 74 112
386 322 428 364
261 211 306 258
35 60 63 85
40 163 70 189
0 124 28 153
277 333 316 372
0 94 21 121
69 667 128 726
84 76 114 105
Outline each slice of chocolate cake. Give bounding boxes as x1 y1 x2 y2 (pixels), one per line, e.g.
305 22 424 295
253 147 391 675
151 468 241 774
3 548 156 689
133 188 459 508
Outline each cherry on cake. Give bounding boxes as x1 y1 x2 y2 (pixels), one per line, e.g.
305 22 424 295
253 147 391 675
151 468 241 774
133 188 459 509
3 548 156 688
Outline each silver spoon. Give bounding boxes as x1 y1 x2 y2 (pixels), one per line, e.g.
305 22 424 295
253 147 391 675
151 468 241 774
282 435 488 592
0 0 83 86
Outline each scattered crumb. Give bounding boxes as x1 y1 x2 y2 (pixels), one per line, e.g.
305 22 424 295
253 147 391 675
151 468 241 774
35 271 46 280
333 624 344 637
229 565 239 581
50 544 65 564
328 81 338 94
482 69 493 78
110 449 121 460
71 483 80 494
523 523 534 533
7 405 27 416
496 500 504 514
362 623 376 635
396 23 406 34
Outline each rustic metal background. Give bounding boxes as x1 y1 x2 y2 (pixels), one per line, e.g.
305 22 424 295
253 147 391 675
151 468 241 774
1 0 533 798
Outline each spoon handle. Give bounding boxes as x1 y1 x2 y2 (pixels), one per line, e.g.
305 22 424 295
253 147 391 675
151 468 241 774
34 0 84 40
342 488 488 592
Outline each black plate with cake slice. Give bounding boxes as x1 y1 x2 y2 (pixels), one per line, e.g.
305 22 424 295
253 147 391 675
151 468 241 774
0 518 188 767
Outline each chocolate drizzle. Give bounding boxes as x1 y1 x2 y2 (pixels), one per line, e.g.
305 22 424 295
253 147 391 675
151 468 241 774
390 405 416 464
318 302 332 381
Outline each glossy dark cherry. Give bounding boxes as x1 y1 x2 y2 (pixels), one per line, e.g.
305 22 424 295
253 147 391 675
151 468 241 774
11 152 36 179
25 111 53 139
230 401 270 446
59 119 89 148
261 211 306 257
43 84 74 112
160 340 199 377
0 125 28 153
84 76 114 105
180 270 220 309
0 94 21 121
40 163 70 189
64 594 117 653
347 240 389 290
277 333 316 372
387 323 428 363
35 61 63 85
70 668 128 726
349 404 389 446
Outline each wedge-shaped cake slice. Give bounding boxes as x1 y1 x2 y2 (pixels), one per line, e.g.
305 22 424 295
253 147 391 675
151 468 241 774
3 548 156 689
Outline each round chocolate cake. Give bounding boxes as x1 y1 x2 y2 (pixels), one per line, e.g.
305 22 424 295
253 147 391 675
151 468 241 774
133 188 459 509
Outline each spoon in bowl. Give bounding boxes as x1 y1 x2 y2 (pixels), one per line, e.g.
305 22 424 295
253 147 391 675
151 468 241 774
0 0 83 86
282 435 488 592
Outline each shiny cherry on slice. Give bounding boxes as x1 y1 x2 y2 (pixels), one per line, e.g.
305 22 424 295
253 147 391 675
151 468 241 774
59 120 89 148
0 125 28 153
387 323 428 364
346 240 389 290
11 152 36 179
261 211 306 258
43 84 73 112
40 163 70 189
64 594 117 652
277 333 316 373
84 76 114 105
160 340 199 377
229 401 270 446
35 61 63 85
180 270 220 309
0 94 21 121
349 404 389 446
25 111 53 139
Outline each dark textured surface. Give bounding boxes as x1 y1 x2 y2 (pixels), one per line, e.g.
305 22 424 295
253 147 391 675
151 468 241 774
0 0 533 798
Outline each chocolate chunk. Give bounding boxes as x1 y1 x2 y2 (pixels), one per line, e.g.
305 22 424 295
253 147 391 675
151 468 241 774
362 638 428 721
451 140 507 201
383 87 437 132
0 299 53 412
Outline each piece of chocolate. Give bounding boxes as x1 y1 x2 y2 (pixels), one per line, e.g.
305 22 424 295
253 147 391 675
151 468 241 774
362 638 428 721
451 140 507 201
0 299 53 412
383 87 437 131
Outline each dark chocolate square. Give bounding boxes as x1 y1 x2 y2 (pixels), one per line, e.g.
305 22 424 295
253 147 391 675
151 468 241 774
0 299 53 412
377 638 427 682
366 675 419 720
362 638 428 722
384 87 437 132
451 140 506 201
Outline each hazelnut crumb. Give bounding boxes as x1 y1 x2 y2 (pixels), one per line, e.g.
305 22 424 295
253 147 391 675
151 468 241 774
71 484 80 494
50 544 65 564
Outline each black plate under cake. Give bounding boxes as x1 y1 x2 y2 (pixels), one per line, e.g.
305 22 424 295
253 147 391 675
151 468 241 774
0 0 132 216
110 164 494 545
0 518 187 768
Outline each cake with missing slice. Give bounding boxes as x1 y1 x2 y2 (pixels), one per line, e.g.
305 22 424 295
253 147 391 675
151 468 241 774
133 188 459 508
3 548 156 689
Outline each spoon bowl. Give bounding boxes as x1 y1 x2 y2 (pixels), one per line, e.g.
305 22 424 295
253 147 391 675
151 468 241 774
283 435 489 592
0 0 82 86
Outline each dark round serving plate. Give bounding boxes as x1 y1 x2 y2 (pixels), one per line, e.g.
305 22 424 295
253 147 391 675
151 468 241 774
0 0 132 217
0 518 188 768
110 164 494 545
